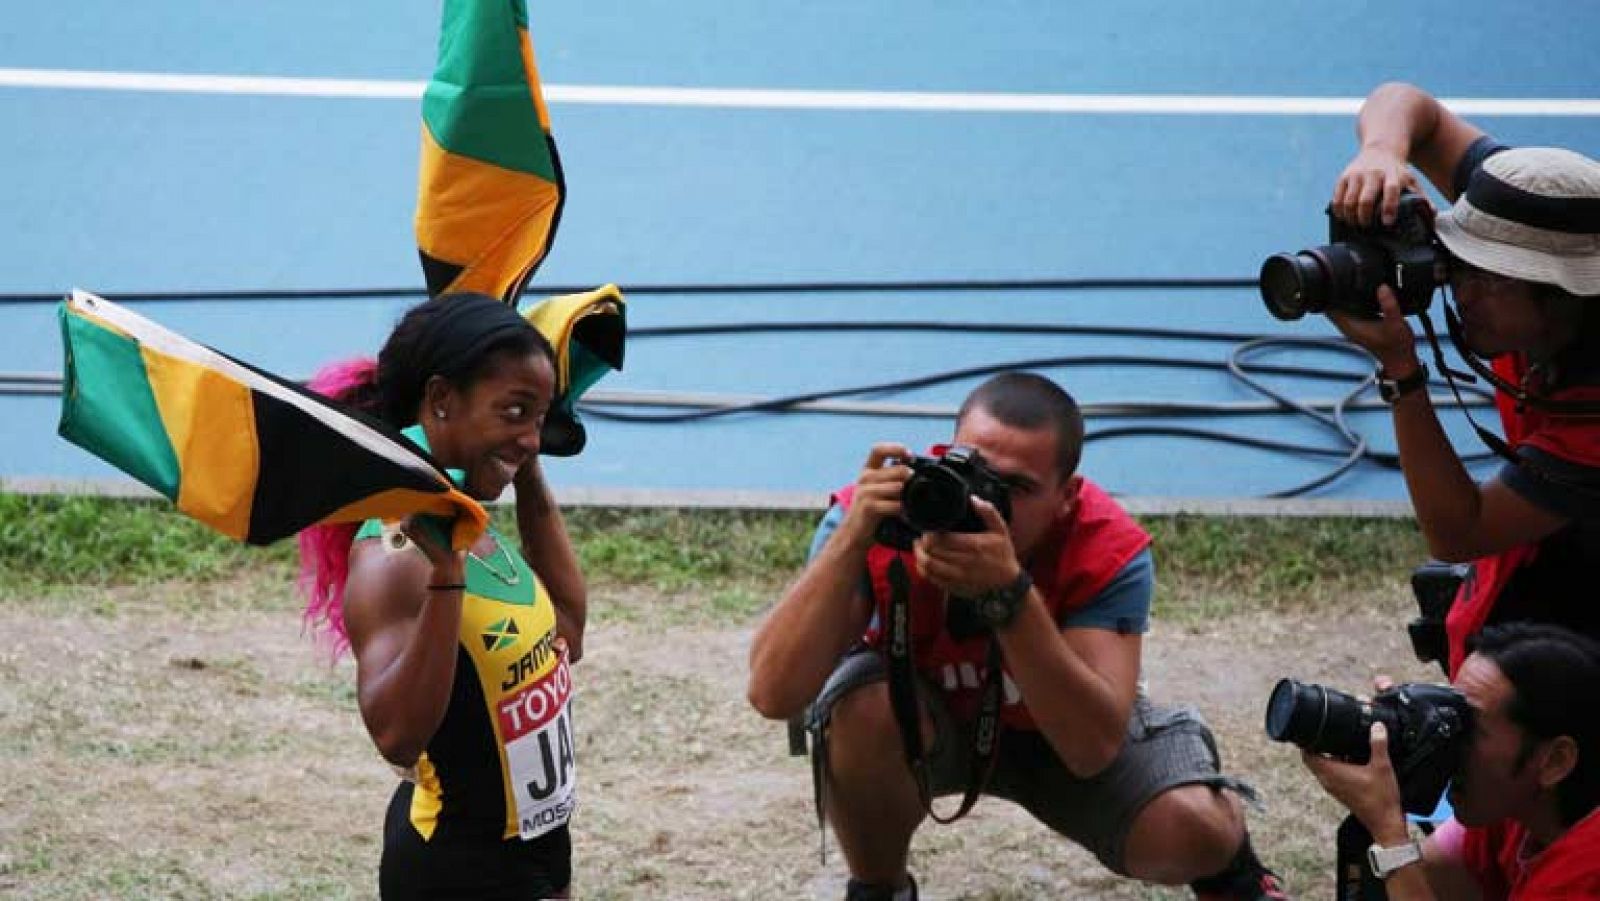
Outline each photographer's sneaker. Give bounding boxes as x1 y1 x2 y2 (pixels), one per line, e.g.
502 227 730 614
844 873 917 901
1191 867 1290 901
1190 839 1291 901
1194 867 1290 901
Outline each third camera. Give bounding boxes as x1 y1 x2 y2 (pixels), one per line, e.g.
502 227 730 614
1259 193 1447 322
1265 677 1472 815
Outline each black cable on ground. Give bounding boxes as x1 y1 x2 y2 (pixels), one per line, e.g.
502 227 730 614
4 281 1501 497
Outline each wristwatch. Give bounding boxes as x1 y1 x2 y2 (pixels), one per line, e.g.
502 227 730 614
1377 363 1429 404
973 570 1033 630
1367 838 1424 879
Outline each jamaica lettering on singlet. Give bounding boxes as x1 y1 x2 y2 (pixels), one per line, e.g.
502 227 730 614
359 519 577 841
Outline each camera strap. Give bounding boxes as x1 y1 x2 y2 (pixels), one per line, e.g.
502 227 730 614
1421 306 1600 503
884 557 1003 824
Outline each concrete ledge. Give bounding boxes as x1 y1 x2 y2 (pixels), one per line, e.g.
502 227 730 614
4 476 1415 518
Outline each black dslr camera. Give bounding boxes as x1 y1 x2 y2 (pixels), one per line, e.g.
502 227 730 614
875 445 1012 551
1265 678 1472 815
1259 193 1447 321
1407 561 1470 676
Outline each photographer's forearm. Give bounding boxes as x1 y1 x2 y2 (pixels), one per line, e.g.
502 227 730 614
995 600 1133 777
1389 386 1491 561
747 533 875 720
1357 83 1460 196
1357 82 1484 200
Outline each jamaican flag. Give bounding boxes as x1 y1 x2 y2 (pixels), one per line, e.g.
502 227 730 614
416 0 564 304
521 284 626 456
414 0 626 456
56 290 488 549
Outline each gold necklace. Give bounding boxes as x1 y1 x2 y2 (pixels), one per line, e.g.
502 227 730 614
469 535 521 586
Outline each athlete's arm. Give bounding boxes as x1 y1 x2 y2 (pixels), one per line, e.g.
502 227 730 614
343 524 467 767
747 443 911 720
513 458 587 662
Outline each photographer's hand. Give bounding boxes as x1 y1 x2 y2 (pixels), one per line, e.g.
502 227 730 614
1302 723 1411 845
1334 145 1428 228
836 443 914 548
913 498 1021 598
1328 286 1423 377
747 442 910 720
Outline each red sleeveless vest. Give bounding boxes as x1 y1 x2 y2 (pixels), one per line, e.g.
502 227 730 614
1446 354 1600 674
833 476 1150 729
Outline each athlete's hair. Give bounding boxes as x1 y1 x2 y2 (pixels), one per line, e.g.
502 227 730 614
956 372 1086 478
374 291 554 427
1468 621 1600 826
296 293 554 657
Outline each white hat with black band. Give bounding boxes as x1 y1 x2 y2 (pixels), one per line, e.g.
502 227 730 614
1433 146 1600 297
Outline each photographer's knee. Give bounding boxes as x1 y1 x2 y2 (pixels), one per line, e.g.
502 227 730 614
1124 785 1243 885
827 682 898 759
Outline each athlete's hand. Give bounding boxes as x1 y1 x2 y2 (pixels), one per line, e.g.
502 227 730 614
400 515 467 584
1333 146 1430 228
914 498 1021 597
837 443 913 546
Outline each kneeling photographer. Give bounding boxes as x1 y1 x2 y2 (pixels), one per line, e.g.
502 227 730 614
1288 623 1600 899
1261 82 1600 673
747 373 1287 900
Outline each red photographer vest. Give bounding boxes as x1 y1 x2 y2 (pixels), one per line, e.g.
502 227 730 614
1446 353 1600 674
833 476 1150 729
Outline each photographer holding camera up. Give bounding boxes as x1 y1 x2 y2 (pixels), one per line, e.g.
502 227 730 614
1276 82 1600 672
1299 623 1600 898
747 373 1286 900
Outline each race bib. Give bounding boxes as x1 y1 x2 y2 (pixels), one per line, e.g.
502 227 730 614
496 650 577 838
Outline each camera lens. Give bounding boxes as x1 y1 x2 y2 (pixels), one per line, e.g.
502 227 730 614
1265 678 1321 742
902 466 970 532
1259 253 1325 321
1264 678 1376 763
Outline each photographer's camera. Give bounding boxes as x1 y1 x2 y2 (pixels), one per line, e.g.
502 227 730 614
1265 677 1472 815
1259 193 1446 321
875 445 1012 551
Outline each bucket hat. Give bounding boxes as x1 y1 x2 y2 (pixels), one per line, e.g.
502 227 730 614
1434 146 1600 296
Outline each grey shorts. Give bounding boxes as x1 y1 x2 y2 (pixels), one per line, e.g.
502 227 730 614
808 648 1255 875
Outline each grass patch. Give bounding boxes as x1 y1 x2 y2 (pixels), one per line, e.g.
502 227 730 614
2 493 1429 624
0 493 293 591
1146 515 1427 623
548 507 813 591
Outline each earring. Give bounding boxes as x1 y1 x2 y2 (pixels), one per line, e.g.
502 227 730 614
434 408 447 420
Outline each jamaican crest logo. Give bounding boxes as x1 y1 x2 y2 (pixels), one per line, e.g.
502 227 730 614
482 617 521 652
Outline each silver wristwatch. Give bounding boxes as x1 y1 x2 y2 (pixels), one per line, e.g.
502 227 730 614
1367 838 1423 879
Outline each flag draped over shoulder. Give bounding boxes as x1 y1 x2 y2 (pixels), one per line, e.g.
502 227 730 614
416 0 564 304
57 290 488 549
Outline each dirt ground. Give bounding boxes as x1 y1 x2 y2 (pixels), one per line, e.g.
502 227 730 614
0 580 1440 900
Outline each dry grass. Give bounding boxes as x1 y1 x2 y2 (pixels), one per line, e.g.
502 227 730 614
0 565 1441 900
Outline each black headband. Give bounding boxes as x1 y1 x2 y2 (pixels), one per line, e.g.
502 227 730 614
1467 167 1600 235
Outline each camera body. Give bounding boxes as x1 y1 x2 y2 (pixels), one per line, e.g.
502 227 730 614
1259 193 1446 321
875 445 1012 552
1408 561 1470 675
1266 678 1473 815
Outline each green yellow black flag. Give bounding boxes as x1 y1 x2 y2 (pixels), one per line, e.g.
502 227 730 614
56 290 489 549
416 0 564 304
413 0 627 455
